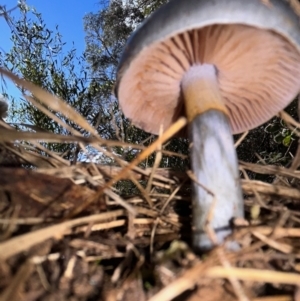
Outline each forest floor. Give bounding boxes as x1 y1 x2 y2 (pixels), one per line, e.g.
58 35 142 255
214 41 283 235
1 69 300 301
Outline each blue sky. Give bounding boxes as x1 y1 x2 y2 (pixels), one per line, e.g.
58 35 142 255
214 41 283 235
0 0 102 106
1 0 100 54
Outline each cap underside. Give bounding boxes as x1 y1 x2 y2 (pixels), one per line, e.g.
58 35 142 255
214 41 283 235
118 24 300 135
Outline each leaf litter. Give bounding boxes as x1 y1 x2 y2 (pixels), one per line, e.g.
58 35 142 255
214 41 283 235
1 69 300 301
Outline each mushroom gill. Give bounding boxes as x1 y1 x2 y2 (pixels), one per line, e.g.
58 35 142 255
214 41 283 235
118 24 300 135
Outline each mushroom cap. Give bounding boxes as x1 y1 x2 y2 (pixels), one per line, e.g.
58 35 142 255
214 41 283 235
115 0 300 135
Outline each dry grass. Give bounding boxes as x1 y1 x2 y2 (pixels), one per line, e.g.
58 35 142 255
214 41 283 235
1 69 300 301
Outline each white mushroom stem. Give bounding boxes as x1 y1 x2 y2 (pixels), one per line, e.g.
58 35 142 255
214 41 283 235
182 64 244 251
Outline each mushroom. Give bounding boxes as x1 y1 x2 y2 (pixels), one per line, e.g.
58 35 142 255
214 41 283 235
115 0 300 250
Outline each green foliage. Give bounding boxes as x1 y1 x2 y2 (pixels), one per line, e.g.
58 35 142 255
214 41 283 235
265 120 295 147
1 0 181 168
84 0 169 77
0 3 119 160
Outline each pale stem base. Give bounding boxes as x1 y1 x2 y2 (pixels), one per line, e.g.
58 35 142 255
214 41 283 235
189 111 244 251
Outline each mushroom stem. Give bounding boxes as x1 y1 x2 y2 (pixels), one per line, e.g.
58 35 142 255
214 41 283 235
182 64 244 251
